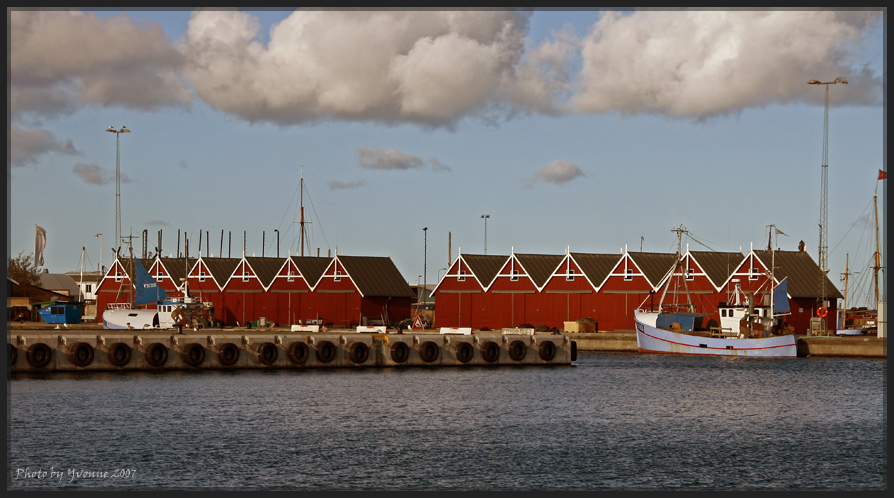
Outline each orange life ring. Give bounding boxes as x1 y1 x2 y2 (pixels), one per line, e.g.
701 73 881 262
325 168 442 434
817 307 828 318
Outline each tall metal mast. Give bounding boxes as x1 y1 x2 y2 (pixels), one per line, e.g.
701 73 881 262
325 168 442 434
106 126 131 249
807 77 846 319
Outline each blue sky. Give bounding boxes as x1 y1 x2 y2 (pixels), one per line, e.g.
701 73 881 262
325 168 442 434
8 9 886 307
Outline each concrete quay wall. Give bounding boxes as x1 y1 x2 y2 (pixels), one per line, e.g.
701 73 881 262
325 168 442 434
7 330 575 372
564 332 639 353
796 336 886 358
566 331 886 358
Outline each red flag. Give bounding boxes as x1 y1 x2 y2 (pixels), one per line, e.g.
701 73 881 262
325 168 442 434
879 170 887 180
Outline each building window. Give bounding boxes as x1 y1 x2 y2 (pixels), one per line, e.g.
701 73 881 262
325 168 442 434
624 269 633 281
288 270 295 282
85 284 92 293
242 269 249 282
750 267 759 280
334 270 341 282
458 270 466 282
686 268 694 280
566 269 575 281
511 269 519 281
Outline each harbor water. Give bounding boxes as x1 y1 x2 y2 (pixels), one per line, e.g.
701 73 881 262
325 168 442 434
7 352 886 490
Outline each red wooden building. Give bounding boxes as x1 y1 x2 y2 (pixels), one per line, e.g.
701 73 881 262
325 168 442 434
432 245 839 334
95 253 413 327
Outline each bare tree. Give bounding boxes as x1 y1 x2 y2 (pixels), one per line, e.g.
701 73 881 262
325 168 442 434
7 251 41 286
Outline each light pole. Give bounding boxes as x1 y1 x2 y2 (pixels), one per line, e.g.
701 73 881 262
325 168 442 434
481 214 490 254
94 233 103 274
274 229 280 258
807 77 846 325
423 227 428 304
106 126 130 249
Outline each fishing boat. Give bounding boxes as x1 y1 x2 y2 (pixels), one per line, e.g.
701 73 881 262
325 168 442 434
634 226 797 357
102 249 212 330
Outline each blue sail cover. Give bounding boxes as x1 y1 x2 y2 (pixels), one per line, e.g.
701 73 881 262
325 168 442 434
773 278 790 314
134 259 168 305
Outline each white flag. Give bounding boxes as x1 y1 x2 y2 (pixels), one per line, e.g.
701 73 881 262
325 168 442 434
35 225 46 267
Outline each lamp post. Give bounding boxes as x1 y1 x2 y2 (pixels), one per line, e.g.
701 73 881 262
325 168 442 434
106 126 130 249
481 214 490 254
423 227 428 304
807 77 847 327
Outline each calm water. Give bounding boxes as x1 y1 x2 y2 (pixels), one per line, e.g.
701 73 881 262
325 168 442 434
6 352 887 490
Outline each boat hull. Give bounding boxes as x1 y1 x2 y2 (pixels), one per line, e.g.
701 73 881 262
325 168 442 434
102 309 160 330
634 312 797 357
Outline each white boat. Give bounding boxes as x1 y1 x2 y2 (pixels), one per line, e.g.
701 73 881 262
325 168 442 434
102 250 213 330
103 297 210 330
634 226 797 358
634 310 797 357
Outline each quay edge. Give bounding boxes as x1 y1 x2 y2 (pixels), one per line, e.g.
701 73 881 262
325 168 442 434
564 331 886 358
7 329 575 372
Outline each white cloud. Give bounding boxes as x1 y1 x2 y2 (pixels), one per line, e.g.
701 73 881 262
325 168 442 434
572 10 882 118
328 180 368 190
9 126 79 166
183 10 531 127
358 147 424 171
72 162 132 185
7 8 884 144
428 157 452 172
9 10 190 120
531 159 586 186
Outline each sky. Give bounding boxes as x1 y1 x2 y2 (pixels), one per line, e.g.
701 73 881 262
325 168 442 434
7 8 887 308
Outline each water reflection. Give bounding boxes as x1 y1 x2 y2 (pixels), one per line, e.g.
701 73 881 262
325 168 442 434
8 352 886 490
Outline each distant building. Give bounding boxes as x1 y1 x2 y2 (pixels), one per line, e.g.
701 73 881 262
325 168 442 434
37 271 80 298
64 271 103 301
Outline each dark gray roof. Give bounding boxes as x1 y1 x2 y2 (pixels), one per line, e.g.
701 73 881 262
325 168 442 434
461 254 509 288
290 257 332 287
157 258 197 286
753 250 843 299
37 273 79 296
201 258 242 286
245 257 284 287
690 251 744 287
570 253 623 286
337 256 414 297
514 254 565 287
627 252 679 287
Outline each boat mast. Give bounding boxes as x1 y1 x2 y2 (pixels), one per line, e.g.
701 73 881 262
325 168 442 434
299 166 309 257
658 225 692 312
873 189 880 306
842 253 850 315
79 247 85 301
128 243 135 309
769 225 776 319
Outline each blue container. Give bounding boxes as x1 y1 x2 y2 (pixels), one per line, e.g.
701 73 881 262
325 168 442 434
37 302 82 324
